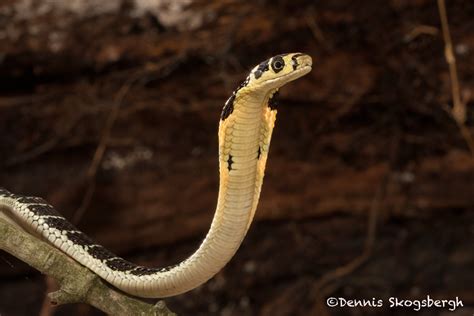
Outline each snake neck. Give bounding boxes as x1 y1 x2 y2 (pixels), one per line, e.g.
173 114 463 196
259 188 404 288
158 89 278 296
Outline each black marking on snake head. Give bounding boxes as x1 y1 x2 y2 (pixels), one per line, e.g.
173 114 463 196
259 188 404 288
105 258 137 271
257 147 261 159
254 60 269 79
227 155 234 171
268 91 280 110
291 56 298 70
221 94 235 121
291 53 304 70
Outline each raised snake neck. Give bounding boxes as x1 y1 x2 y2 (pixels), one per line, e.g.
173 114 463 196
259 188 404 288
0 53 312 298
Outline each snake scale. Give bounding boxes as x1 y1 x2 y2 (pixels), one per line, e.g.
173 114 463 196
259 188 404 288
0 53 312 298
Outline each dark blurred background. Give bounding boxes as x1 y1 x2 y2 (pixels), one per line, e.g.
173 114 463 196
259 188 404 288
1 0 474 315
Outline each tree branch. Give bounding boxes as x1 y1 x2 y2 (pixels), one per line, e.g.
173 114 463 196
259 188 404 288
0 218 176 316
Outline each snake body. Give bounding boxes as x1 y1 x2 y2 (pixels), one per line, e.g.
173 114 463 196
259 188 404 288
0 53 312 298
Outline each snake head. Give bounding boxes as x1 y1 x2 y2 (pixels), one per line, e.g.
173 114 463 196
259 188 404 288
248 53 312 91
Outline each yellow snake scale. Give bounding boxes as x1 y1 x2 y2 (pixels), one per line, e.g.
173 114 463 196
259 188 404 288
0 53 312 298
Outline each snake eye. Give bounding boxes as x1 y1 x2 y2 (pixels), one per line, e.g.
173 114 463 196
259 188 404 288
271 56 285 73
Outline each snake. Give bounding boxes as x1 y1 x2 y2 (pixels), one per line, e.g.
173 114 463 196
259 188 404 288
0 53 312 298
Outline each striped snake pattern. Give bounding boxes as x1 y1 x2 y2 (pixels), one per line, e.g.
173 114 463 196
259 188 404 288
0 53 312 298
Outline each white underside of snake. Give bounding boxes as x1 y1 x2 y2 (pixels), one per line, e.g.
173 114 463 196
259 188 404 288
0 53 312 298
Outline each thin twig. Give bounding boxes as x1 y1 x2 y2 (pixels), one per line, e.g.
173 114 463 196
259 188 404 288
5 107 85 167
437 0 474 156
5 138 60 167
437 0 464 123
403 25 438 42
72 78 136 224
72 57 184 224
305 8 331 50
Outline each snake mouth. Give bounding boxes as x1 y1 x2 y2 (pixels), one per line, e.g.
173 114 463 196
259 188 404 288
287 54 312 79
292 64 312 77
